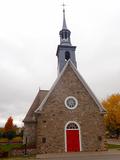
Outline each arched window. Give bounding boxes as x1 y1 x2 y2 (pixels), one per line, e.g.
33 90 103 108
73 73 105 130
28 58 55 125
65 32 67 39
66 123 78 129
65 51 70 61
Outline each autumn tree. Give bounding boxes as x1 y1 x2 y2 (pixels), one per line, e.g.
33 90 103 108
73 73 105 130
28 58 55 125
4 116 14 132
4 116 16 140
102 93 120 138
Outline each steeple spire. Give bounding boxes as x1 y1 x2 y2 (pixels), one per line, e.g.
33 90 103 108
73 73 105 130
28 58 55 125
59 4 71 46
62 4 67 29
56 4 77 74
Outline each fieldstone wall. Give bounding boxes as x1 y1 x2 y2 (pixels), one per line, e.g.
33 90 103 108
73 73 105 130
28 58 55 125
23 122 37 146
10 148 36 156
36 65 106 154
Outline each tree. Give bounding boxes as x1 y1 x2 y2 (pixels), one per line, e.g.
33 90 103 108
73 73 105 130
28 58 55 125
4 116 16 140
102 93 120 138
4 117 14 132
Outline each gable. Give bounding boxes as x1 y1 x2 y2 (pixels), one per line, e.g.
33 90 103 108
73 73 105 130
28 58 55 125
23 90 48 122
35 61 106 114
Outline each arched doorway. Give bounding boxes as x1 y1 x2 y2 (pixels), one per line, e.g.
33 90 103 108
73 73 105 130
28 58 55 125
65 121 81 152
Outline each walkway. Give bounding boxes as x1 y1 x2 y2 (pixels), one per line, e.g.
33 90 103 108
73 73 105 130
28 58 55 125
36 150 120 160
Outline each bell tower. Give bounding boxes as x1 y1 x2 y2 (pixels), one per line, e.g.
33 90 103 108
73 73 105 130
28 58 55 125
56 6 77 74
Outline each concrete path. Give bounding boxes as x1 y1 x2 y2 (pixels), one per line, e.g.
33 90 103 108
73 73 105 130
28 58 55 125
36 150 120 160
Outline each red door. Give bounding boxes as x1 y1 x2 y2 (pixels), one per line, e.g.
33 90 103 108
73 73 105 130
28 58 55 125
66 129 80 152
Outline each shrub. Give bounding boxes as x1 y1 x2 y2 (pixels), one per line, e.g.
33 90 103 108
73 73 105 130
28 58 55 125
4 131 16 140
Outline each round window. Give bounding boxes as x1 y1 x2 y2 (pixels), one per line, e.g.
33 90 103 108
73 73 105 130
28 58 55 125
65 96 78 109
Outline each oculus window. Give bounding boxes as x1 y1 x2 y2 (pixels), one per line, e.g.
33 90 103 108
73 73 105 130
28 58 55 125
65 96 78 109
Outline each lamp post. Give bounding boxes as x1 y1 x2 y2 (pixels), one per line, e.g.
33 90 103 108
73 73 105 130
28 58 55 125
24 136 27 155
24 132 29 156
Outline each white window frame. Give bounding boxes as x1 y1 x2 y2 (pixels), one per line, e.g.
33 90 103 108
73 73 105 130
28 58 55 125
65 96 78 110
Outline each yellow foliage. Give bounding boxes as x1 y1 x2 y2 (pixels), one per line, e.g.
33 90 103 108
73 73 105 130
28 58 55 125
0 138 8 142
102 93 120 131
12 136 22 142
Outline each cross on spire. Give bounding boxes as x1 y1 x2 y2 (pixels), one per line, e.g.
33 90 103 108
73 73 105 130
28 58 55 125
59 2 71 45
61 2 67 29
62 3 66 12
62 2 67 14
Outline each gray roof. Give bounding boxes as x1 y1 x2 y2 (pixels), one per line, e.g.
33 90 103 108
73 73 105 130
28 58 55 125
23 89 48 122
35 60 106 114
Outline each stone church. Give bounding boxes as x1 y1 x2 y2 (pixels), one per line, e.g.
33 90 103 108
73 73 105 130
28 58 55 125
23 8 106 154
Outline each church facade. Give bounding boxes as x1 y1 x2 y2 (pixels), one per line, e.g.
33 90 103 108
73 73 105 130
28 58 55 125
23 8 106 154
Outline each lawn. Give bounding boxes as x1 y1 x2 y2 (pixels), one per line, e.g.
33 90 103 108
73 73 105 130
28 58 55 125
0 156 36 160
108 143 120 149
0 143 23 152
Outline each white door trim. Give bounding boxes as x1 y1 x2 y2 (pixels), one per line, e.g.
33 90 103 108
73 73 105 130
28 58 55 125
64 121 82 152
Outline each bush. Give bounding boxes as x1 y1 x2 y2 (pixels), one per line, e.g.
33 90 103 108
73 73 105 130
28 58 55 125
4 131 16 140
0 144 23 152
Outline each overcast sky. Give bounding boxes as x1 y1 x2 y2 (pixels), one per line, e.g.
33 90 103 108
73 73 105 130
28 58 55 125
0 0 120 127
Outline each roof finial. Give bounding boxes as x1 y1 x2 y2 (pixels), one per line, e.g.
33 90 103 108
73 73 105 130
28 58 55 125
62 3 67 29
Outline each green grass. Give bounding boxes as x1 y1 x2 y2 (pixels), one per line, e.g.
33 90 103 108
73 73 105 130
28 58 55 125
0 155 35 160
108 143 120 149
0 137 22 143
0 144 23 152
